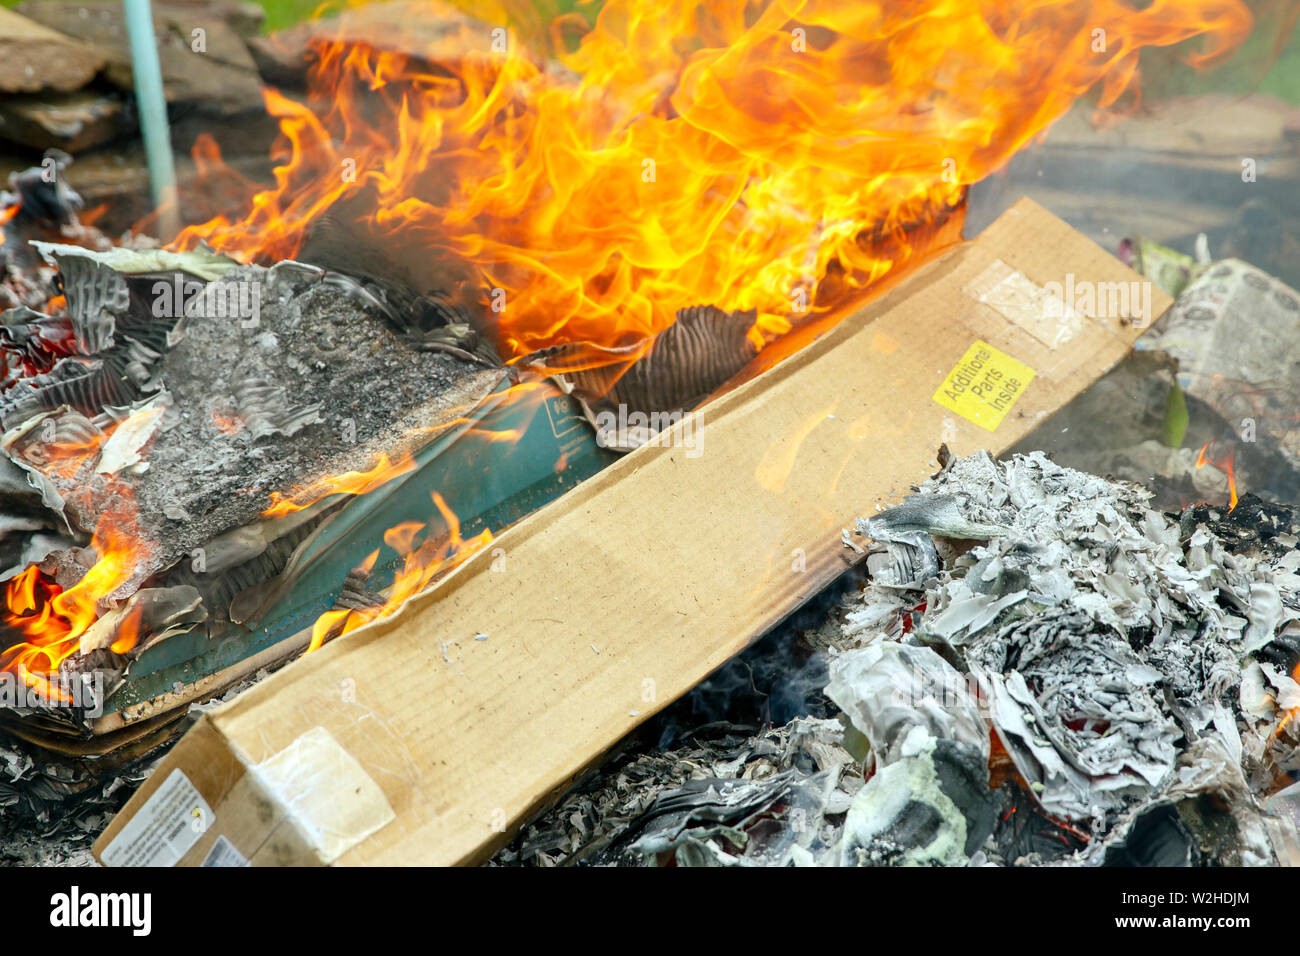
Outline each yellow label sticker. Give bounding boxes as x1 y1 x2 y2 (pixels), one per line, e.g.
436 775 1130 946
933 340 1036 432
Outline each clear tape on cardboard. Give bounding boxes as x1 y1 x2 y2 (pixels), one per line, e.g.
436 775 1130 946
247 726 395 863
964 258 1085 350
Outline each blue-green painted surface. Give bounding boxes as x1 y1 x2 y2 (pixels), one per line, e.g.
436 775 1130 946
109 375 616 713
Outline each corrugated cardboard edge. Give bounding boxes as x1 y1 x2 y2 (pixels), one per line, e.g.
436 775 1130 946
94 199 1171 866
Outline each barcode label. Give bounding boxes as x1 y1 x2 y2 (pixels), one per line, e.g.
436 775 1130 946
200 834 249 867
100 769 213 867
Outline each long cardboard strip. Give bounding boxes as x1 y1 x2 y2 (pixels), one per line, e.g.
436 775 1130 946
94 199 1170 865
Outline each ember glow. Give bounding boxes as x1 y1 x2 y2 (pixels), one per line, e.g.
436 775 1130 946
210 409 247 436
23 428 115 482
175 0 1251 363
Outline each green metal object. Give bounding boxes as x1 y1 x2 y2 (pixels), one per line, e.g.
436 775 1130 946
108 375 617 715
122 0 179 236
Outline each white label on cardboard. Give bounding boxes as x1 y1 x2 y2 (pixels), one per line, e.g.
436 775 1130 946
200 834 249 867
100 768 213 867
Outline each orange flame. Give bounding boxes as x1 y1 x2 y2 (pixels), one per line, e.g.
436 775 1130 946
262 449 419 518
109 600 147 656
1270 661 1300 746
173 0 1251 363
258 379 538 520
23 423 117 482
0 492 150 700
306 491 492 653
1 0 1257 696
0 202 17 247
1276 701 1294 739
1195 439 1239 512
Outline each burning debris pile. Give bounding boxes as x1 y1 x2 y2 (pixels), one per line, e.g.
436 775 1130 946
498 452 1300 866
0 154 760 782
0 175 507 748
12 252 498 587
0 0 1281 867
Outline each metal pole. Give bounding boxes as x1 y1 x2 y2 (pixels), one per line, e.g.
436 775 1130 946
122 0 180 239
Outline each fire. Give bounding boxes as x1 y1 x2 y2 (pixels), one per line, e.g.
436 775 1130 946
20 422 119 482
0 202 17 246
0 0 1257 698
1195 438 1239 511
306 491 493 653
77 203 111 228
1269 663 1300 753
262 450 419 518
259 382 535 520
174 0 1251 365
1277 703 1294 739
0 493 149 702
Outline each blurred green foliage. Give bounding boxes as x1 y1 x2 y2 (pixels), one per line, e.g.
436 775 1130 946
255 0 328 32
